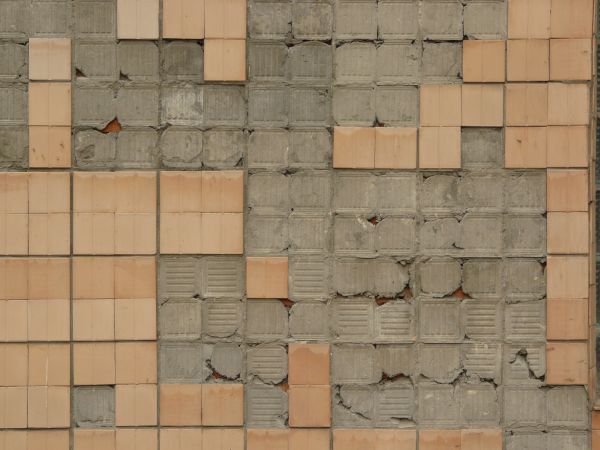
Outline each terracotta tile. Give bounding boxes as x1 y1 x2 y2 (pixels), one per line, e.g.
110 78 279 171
507 39 549 81
202 429 244 450
461 84 504 127
548 83 590 125
73 298 115 341
0 344 27 386
115 298 156 341
375 430 417 450
73 257 115 299
333 430 374 450
114 257 156 299
202 384 244 426
0 258 28 300
160 213 197 254
547 169 589 211
204 39 246 82
547 298 588 340
419 84 462 127
593 430 600 450
29 38 71 81
29 126 71 169
333 127 376 169
547 126 589 167
201 171 244 213
288 385 331 427
463 40 506 83
551 0 593 37
0 300 28 342
163 0 204 39
160 429 203 450
73 343 116 385
115 429 158 450
199 213 244 254
289 429 330 450
28 343 70 386
74 430 116 450
116 342 156 385
418 127 461 169
288 343 330 385
0 387 27 428
27 386 70 428
205 0 247 39
508 0 551 38
159 384 202 426
247 429 289 450
117 0 159 39
159 171 203 213
27 258 70 300
29 83 71 127
505 83 548 126
27 430 70 450
504 127 547 168
546 342 588 384
550 39 592 80
0 431 27 450
593 411 600 429
115 384 157 426
546 255 589 299
246 256 288 299
217 213 244 254
374 127 417 169
418 430 461 450
547 212 589 254
460 429 502 450
27 299 70 341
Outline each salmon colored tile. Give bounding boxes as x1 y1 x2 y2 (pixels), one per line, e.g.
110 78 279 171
29 38 71 81
199 213 244 254
0 173 28 215
160 429 203 450
246 256 288 299
115 384 157 426
288 385 331 427
547 212 589 254
0 213 28 256
28 212 70 256
73 213 115 255
505 83 548 126
288 343 330 385
204 39 246 81
205 0 247 39
160 213 199 254
593 430 600 449
116 342 157 385
27 258 70 300
114 213 156 254
374 127 417 169
163 0 204 39
463 40 506 83
73 173 116 214
551 0 593 37
0 259 28 300
333 127 376 169
0 174 29 256
508 0 551 38
73 298 115 341
546 342 588 384
117 0 159 39
0 431 27 450
507 39 550 81
460 429 502 450
547 126 588 167
247 429 289 450
115 172 157 214
27 386 70 428
547 298 588 340
29 126 71 169
548 83 590 125
73 343 116 385
74 430 116 450
0 300 28 342
333 430 374 450
375 430 417 450
550 39 592 80
159 172 203 213
73 257 115 299
461 84 504 127
202 384 244 426
289 429 330 450
202 428 244 450
418 430 461 450
201 171 244 213
114 257 155 299
504 127 547 168
418 127 461 169
28 172 70 214
28 343 70 386
0 387 27 428
159 384 202 426
115 429 158 450
115 298 156 341
28 83 71 127
419 84 462 127
27 299 70 341
215 213 244 254
547 255 589 299
547 169 589 211
593 411 600 429
0 344 27 386
27 430 70 450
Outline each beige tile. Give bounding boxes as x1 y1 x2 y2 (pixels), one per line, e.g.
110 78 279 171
116 342 156 385
160 429 203 450
547 126 588 167
551 0 593 37
247 429 289 450
463 40 506 83
419 84 462 127
28 83 71 127
0 387 27 428
246 256 288 299
73 257 115 300
288 343 330 385
115 384 157 426
547 212 589 254
548 83 590 125
507 39 549 81
289 429 330 450
202 384 244 426
27 258 70 301
73 343 116 385
205 0 247 38
374 127 417 169
547 169 589 211
117 0 159 39
504 127 547 168
333 430 374 450
0 300 28 342
333 127 376 169
288 385 331 428
204 39 246 81
27 386 70 428
73 299 115 341
508 0 551 38
418 430 461 450
547 298 589 340
546 255 589 299
418 127 461 169
29 126 71 168
505 83 548 126
202 429 244 450
546 342 588 384
115 298 156 341
27 430 70 450
115 429 158 450
27 299 70 341
0 344 27 386
74 429 116 450
28 343 70 386
163 0 204 39
550 38 592 80
159 384 202 426
29 38 71 81
461 84 504 127
461 429 502 450
201 171 244 213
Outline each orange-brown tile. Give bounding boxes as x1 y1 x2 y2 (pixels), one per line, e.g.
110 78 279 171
28 343 70 386
204 39 246 82
288 385 331 428
0 344 27 386
547 212 589 254
593 430 600 450
418 430 461 450
505 83 548 126
114 257 155 299
73 343 116 385
201 171 244 213
507 39 549 81
288 343 330 385
0 387 27 428
159 171 203 213
547 169 589 211
246 256 288 299
376 430 417 450
163 0 204 39
333 127 376 169
546 342 588 384
74 429 116 450
117 0 159 39
0 300 28 342
550 39 592 80
27 430 70 450
159 384 202 426
202 384 244 426
115 429 158 450
205 0 247 39
29 38 71 81
419 84 462 127
73 257 115 300
508 0 551 38
548 83 590 126
73 298 114 341
27 258 70 301
29 83 71 127
333 429 374 450
201 213 244 255
27 299 70 341
0 431 27 450
551 0 593 38
418 127 461 169
374 127 417 169
461 429 502 450
547 298 588 340
116 342 157 385
463 40 506 83
0 174 29 256
29 126 71 169
546 255 589 299
461 84 504 127
289 429 330 450
27 386 70 428
115 384 157 426
547 126 588 167
504 127 547 168
247 429 289 450
202 428 245 450
115 298 156 341
160 429 203 450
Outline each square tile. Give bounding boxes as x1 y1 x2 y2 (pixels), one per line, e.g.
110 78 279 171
0 343 27 386
27 299 70 341
418 430 461 450
204 39 246 81
547 169 588 211
288 343 330 385
548 83 590 125
117 0 159 39
73 298 114 341
163 0 204 39
27 430 70 450
73 343 116 385
504 127 547 168
505 83 548 126
28 343 70 386
27 386 70 428
246 256 288 299
202 428 244 450
333 127 376 169
289 429 330 450
547 212 589 254
546 255 589 299
160 429 203 450
29 126 71 168
461 84 504 126
27 258 70 301
159 384 202 426
115 298 156 341
546 342 588 384
73 257 115 300
508 0 551 38
550 38 592 80
507 39 549 81
201 171 244 213
461 429 502 450
116 342 157 385
115 429 158 450
247 429 289 450
463 40 506 83
374 127 417 169
418 127 461 169
419 84 462 127
547 298 588 340
0 387 27 428
205 0 247 39
29 38 71 81
74 429 116 450
288 385 331 428
0 301 28 342
201 384 244 426
551 0 593 38
115 384 157 426
333 430 374 450
28 83 71 127
547 126 588 167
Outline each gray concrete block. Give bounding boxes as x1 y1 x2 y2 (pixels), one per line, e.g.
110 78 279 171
459 384 500 426
290 86 331 127
422 42 462 81
332 344 382 384
506 172 546 213
418 344 461 383
248 42 288 82
289 171 331 212
74 0 116 39
505 301 545 341
421 175 460 215
247 344 288 383
378 1 418 39
0 44 26 80
162 86 203 126
74 42 117 81
248 129 288 169
203 256 245 299
375 217 417 256
332 298 374 341
505 259 545 300
333 386 373 427
334 173 376 214
463 298 503 340
334 258 410 297
504 215 546 256
289 129 331 169
203 129 246 169
547 387 588 429
163 42 203 82
0 86 26 125
73 85 116 127
159 342 207 383
333 86 375 126
335 0 377 40
504 387 547 428
547 432 589 450
464 1 506 39
246 213 289 254
462 342 502 382
249 1 292 39
117 42 159 82
159 256 201 300
375 301 415 342
506 433 547 450
375 85 419 126
371 259 412 298
376 174 418 214
419 299 461 342
248 172 290 212
248 85 288 128
159 299 202 341
462 258 502 297
458 174 504 212
335 43 376 84
376 380 415 425
204 86 246 127
246 383 288 427
117 86 159 127
203 300 243 339
289 213 331 253
458 214 503 256
289 302 330 340
421 1 463 40
292 2 333 40
503 343 546 385
418 258 461 297
289 256 331 301
378 345 414 377
376 43 420 84
31 1 70 37
419 218 460 254
334 216 375 256
417 383 459 426
461 128 503 169
116 129 158 168
160 128 203 169
0 1 28 39
209 343 243 380
246 300 288 341
73 130 116 169
0 127 27 169
73 386 115 428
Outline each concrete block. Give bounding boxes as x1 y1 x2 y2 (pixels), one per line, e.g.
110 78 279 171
204 86 246 127
376 380 415 425
418 344 461 383
289 302 330 340
203 129 246 169
248 85 288 127
248 172 290 212
419 218 461 254
419 299 461 342
378 345 414 377
375 217 417 256
116 129 158 168
247 344 287 383
458 174 504 212
334 216 375 256
335 0 377 39
422 42 462 81
246 383 288 427
503 343 546 385
73 86 116 127
376 43 420 83
160 128 203 169
378 0 419 39
372 259 412 298
159 299 202 341
332 298 374 341
0 1 28 39
159 256 201 300
203 300 242 339
246 300 288 341
289 213 331 253
290 86 331 127
462 342 502 381
375 86 418 126
246 213 289 254
421 175 460 215
74 42 117 81
117 42 159 82
163 42 203 82
333 86 375 126
334 172 376 214
334 258 410 297
248 129 288 169
335 43 376 84
289 256 331 301
459 384 500 426
209 343 243 380
464 1 506 39
0 44 26 80
504 215 546 256
249 1 292 39
376 174 418 214
462 258 502 297
248 42 288 82
289 171 331 212
461 128 503 169
505 259 545 300
332 344 381 384
117 86 159 127
505 172 546 213
289 129 331 168
504 387 547 428
547 432 589 450
162 86 203 126
292 2 333 39
0 127 27 169
421 1 463 40
31 1 70 37
73 130 116 169
458 214 503 256
375 300 415 342
547 387 588 429
0 86 26 125
202 256 244 299
73 386 115 428
418 383 459 426
159 342 207 383
418 258 461 297
74 0 116 39
333 386 373 427
463 297 503 340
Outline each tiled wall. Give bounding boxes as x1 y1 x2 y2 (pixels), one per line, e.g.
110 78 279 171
0 0 596 449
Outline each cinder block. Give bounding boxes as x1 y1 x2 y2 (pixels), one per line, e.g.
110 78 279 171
376 85 418 126
503 387 547 427
333 172 375 214
461 128 503 169
417 384 460 427
549 39 592 80
289 172 331 212
332 344 381 384
464 1 507 39
73 86 117 127
418 344 461 383
245 213 289 254
419 299 461 342
376 174 417 214
30 1 70 37
248 85 288 128
459 214 503 255
376 42 421 84
458 173 504 212
547 126 588 167
334 216 375 256
248 42 288 82
249 1 291 39
375 300 415 343
247 172 289 212
507 39 549 81
159 343 206 383
375 217 416 256
117 86 159 126
331 298 374 341
548 83 590 126
117 0 159 39
203 129 246 169
462 258 502 297
421 1 463 40
504 215 546 256
204 86 246 127
163 0 204 39
246 383 288 427
74 1 116 39
547 169 588 212
508 0 551 38
290 86 331 127
74 41 117 81
505 258 546 300
463 40 506 82
418 258 461 297
335 42 376 84
247 344 287 383
289 213 331 253
115 129 159 169
248 129 288 169
0 1 28 39
505 300 546 341
335 0 377 40
461 84 504 127
29 38 71 81
546 432 589 450
419 218 461 255
288 255 330 300
505 83 548 126
163 42 203 82
378 0 418 39
420 175 459 214
73 386 115 428
117 42 159 82
204 39 246 82
289 302 329 340
203 300 242 339
506 433 547 450
551 0 593 38
162 86 203 126
334 385 374 427
333 87 375 126
463 342 502 381
546 342 588 385
246 300 288 341
460 385 500 425
292 2 333 40
422 42 462 81
504 127 547 168
506 172 547 213
547 386 589 428
0 127 27 169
